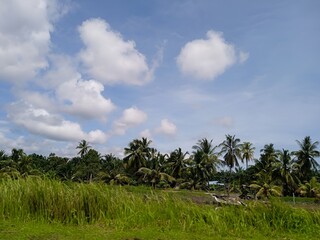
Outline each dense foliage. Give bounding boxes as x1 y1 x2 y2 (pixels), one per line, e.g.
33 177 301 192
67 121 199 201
0 136 320 199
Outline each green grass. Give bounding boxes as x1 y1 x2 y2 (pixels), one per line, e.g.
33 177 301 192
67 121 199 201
0 177 319 239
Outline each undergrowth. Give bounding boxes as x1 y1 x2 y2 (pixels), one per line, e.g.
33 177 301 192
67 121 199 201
0 177 319 238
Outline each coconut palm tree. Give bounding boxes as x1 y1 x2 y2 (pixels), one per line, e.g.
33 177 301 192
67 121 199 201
274 149 299 196
123 138 152 174
10 148 25 162
191 138 220 188
240 142 255 169
72 149 102 182
297 177 320 198
254 144 278 176
293 136 320 182
249 170 282 199
167 148 189 179
219 135 242 195
219 135 242 172
137 167 175 189
76 140 91 158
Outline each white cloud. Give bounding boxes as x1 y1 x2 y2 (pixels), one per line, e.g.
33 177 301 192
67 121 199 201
214 116 234 128
16 89 55 112
156 119 177 136
15 55 116 120
40 54 81 89
177 30 242 80
7 101 108 143
56 78 115 120
16 76 115 121
140 129 152 139
78 18 153 85
0 0 64 82
113 107 147 135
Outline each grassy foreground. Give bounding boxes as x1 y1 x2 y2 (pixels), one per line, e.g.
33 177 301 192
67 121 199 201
0 177 319 239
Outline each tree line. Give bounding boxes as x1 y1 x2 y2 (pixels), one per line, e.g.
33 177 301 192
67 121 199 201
0 135 319 199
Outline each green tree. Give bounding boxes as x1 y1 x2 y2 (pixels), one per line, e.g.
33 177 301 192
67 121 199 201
102 154 125 174
137 166 175 189
254 144 278 178
250 168 282 198
46 153 71 180
293 136 320 182
219 135 242 195
219 135 242 172
274 149 299 196
72 149 101 182
240 142 255 169
11 148 25 162
0 150 8 160
297 177 320 198
167 148 189 179
76 140 91 158
123 138 152 175
191 138 219 188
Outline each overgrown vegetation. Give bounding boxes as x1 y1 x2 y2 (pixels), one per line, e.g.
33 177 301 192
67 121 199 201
1 135 319 200
0 177 320 239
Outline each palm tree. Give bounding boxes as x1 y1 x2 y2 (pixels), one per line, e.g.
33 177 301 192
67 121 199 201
167 148 189 179
0 150 8 160
250 181 282 199
72 149 101 182
11 148 25 162
275 149 299 196
191 138 220 188
219 135 242 172
137 167 175 189
293 136 320 182
123 138 152 174
250 168 282 199
240 142 255 169
254 144 279 175
76 140 91 158
297 177 320 198
219 135 242 195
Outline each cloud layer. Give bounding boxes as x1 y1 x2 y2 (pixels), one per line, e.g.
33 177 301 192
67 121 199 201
177 30 247 80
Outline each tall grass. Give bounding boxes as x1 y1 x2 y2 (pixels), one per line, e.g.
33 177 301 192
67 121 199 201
0 177 319 237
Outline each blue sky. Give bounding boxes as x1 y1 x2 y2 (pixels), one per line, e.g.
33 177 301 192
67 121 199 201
0 0 319 157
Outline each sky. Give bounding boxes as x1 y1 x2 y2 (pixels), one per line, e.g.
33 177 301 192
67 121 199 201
0 0 320 158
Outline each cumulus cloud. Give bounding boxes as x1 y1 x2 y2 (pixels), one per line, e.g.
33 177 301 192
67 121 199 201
16 89 55 112
112 107 147 135
56 78 115 120
140 129 152 139
0 0 65 82
16 77 115 121
16 55 116 120
40 54 81 89
78 18 153 85
7 101 108 143
177 30 247 80
214 116 234 128
156 119 177 136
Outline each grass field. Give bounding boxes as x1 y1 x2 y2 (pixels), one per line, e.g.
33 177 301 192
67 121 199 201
0 177 319 239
